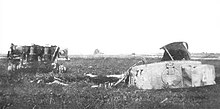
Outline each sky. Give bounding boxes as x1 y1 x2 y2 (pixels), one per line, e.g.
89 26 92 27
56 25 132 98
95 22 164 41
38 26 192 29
0 0 220 55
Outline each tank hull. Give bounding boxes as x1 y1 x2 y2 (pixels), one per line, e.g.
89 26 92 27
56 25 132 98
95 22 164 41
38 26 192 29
128 60 216 89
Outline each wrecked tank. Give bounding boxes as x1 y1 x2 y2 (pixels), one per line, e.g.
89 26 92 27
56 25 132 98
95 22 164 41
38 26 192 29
7 43 68 73
115 42 216 89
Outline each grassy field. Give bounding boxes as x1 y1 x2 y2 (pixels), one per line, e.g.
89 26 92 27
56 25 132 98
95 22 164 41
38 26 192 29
1 57 220 109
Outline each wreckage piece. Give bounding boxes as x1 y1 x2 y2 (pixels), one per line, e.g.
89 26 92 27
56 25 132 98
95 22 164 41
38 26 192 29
115 42 216 90
45 76 69 86
58 48 70 61
7 43 67 73
85 73 123 88
32 74 69 86
161 42 191 61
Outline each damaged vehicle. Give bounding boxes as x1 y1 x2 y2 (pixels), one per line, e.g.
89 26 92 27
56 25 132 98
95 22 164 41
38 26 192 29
7 43 67 73
114 42 216 89
7 42 216 89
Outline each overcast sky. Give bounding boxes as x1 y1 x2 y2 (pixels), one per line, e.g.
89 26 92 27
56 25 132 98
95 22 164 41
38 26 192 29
0 0 220 55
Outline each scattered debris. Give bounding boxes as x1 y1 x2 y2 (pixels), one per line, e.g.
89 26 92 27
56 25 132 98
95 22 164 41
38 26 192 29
85 73 123 88
160 98 168 103
46 80 68 86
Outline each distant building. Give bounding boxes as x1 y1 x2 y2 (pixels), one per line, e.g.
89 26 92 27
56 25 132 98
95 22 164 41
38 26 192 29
94 49 104 55
131 53 136 55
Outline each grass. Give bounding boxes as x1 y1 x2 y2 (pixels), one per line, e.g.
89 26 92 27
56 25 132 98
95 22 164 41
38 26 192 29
0 57 220 109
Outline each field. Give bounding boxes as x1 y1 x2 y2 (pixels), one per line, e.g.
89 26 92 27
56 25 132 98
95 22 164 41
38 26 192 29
1 56 220 109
